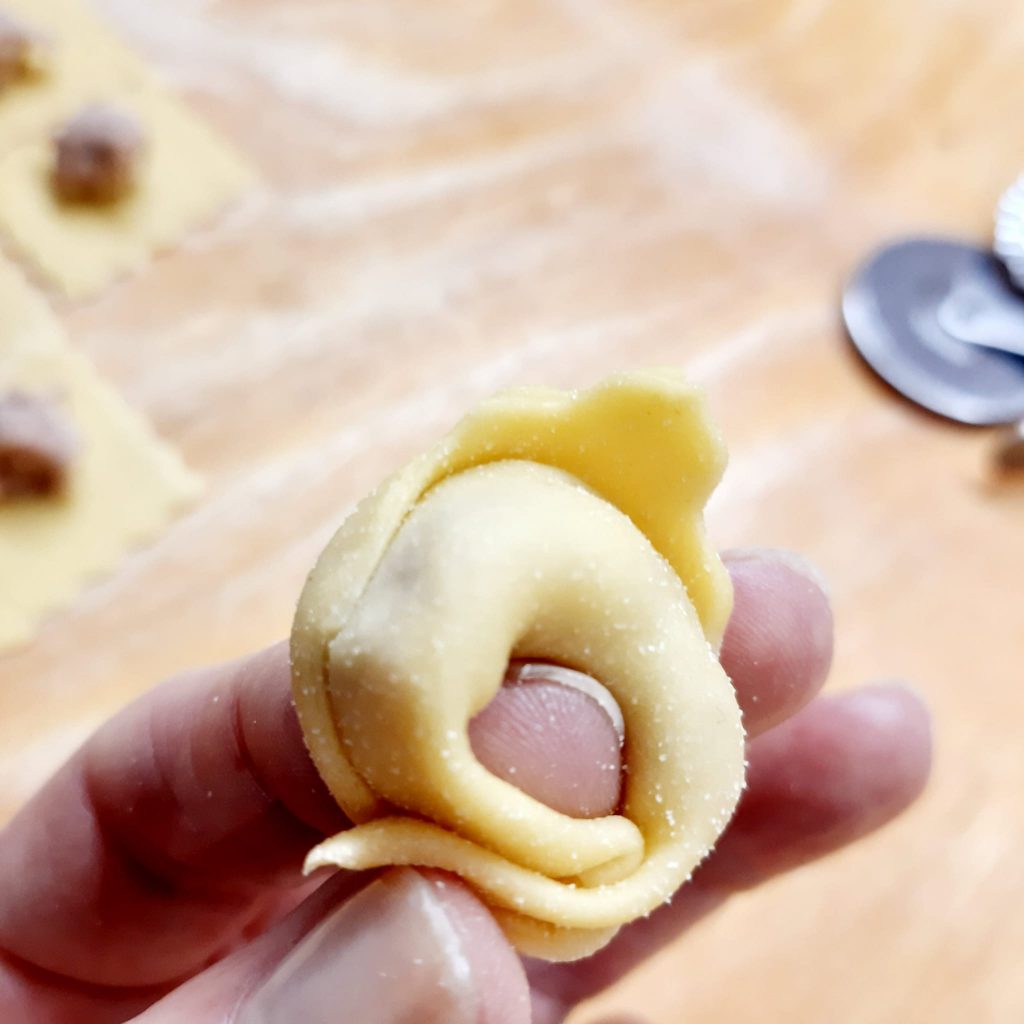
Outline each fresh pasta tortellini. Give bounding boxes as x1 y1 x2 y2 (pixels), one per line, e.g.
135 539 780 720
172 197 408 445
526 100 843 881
290 369 745 961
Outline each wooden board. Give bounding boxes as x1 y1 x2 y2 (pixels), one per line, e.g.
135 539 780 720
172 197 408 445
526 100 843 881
1 1 1021 1020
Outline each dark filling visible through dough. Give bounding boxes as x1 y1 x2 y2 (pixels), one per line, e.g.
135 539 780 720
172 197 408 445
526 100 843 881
52 103 146 206
0 391 78 500
0 12 46 90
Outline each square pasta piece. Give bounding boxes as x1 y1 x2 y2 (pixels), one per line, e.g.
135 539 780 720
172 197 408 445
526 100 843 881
0 86 256 298
0 259 201 650
0 0 147 154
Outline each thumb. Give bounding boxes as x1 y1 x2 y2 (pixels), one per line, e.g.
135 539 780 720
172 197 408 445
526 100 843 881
471 662 624 818
131 869 530 1024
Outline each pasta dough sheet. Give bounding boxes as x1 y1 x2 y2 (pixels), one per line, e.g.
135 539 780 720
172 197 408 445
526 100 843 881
0 0 147 155
291 371 745 961
0 84 256 298
0 259 200 650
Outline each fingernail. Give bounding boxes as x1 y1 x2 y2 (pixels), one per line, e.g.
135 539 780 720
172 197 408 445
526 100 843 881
508 662 625 741
726 546 832 599
241 870 480 1024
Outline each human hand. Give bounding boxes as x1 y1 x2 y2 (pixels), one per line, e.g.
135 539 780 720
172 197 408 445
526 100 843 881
0 549 931 1023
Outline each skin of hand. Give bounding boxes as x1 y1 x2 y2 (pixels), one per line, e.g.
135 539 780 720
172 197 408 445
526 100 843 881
0 548 931 1024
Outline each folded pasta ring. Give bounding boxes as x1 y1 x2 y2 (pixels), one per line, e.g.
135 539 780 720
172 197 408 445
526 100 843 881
290 369 745 961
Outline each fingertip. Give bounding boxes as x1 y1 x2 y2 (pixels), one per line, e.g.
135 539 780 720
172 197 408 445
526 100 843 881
757 681 934 827
822 682 933 812
722 548 835 735
726 546 832 600
419 871 532 1024
703 683 933 889
232 869 528 1024
777 683 933 813
469 673 623 819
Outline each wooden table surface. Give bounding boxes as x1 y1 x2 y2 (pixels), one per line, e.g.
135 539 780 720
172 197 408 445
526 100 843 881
2 1 1022 1021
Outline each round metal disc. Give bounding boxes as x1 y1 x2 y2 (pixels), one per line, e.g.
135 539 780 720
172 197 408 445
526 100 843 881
842 237 1024 425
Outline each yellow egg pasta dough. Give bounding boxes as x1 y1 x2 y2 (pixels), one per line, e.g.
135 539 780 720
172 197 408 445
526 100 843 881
0 85 255 298
291 371 745 961
0 259 200 650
